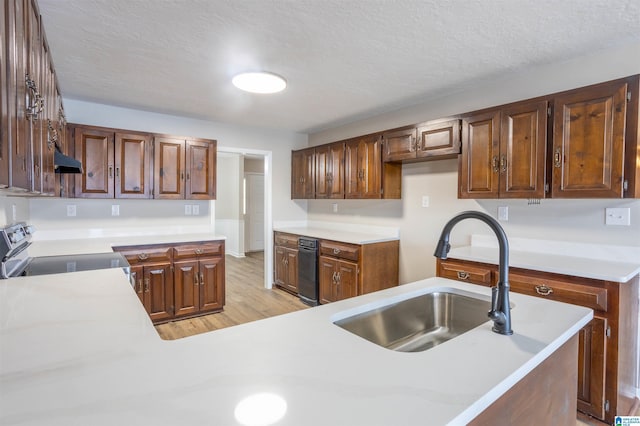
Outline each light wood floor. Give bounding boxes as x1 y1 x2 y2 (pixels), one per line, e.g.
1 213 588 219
155 251 308 340
156 252 639 424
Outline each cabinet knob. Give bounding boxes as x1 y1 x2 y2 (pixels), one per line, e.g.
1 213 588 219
456 271 470 280
138 253 149 260
333 248 341 255
195 248 203 255
535 285 554 296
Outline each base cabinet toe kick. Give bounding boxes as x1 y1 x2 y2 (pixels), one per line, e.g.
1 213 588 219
437 258 639 424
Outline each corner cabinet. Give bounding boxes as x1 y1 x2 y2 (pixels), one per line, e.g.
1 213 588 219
154 136 217 200
436 258 639 424
114 240 226 324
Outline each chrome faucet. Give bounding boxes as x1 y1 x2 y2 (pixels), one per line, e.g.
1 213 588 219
433 211 513 335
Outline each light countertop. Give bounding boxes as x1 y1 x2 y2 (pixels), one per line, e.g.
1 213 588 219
0 269 592 425
28 233 227 257
273 226 398 244
447 245 640 283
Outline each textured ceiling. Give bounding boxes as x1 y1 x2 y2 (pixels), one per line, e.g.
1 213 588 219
37 0 640 133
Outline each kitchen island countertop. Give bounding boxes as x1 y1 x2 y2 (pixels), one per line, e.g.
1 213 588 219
0 268 591 425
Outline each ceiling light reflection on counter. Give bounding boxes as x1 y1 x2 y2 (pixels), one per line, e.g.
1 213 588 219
232 72 287 94
234 392 287 426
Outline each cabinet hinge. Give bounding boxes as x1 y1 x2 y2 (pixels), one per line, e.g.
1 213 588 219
605 399 610 412
547 107 551 116
627 91 632 102
606 326 611 338
623 180 629 191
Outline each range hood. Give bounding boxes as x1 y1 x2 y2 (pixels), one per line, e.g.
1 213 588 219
54 146 83 174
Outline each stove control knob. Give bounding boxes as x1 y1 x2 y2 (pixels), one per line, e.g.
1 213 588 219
8 234 17 244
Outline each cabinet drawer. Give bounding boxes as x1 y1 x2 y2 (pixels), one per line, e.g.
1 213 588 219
274 232 298 249
438 260 494 286
174 242 224 259
319 240 360 262
116 246 173 264
509 272 608 312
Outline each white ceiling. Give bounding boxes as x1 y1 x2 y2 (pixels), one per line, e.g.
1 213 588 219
37 0 640 134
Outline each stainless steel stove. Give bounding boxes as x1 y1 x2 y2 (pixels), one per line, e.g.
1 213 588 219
0 222 130 279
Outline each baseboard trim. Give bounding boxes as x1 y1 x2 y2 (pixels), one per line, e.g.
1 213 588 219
226 251 246 258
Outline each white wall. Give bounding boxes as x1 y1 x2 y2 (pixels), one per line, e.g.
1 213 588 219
216 153 244 256
0 196 30 227
308 42 640 283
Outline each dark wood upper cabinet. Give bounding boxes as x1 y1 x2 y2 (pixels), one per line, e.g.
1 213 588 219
415 118 461 160
291 147 315 199
499 100 548 198
73 125 152 199
0 1 8 187
345 134 383 199
315 142 344 199
154 136 216 200
459 110 501 198
382 127 416 162
551 79 628 198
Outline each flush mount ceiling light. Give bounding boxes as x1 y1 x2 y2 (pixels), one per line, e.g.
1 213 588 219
232 72 287 94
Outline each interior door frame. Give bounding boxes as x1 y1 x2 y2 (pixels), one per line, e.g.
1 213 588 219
244 172 265 252
218 146 272 289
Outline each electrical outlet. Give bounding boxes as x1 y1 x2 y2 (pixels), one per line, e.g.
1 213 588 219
192 205 199 215
184 204 192 216
11 204 17 222
66 205 77 217
421 196 430 208
498 206 508 221
111 205 120 216
605 207 630 226
332 203 338 213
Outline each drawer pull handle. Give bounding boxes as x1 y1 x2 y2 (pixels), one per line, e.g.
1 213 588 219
138 253 149 260
195 248 203 255
457 271 470 280
535 285 554 296
333 248 341 255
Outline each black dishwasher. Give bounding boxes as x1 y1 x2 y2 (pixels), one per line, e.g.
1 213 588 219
297 237 319 306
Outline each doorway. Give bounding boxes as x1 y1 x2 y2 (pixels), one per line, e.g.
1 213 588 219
245 173 265 252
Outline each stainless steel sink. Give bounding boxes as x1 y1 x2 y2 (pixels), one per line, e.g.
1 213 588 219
333 291 491 352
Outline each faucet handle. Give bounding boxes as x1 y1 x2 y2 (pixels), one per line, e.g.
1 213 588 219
490 285 499 313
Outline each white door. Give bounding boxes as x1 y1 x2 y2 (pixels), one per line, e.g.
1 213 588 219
245 173 265 251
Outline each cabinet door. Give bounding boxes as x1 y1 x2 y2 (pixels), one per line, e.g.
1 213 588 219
8 0 30 190
40 54 55 196
314 145 330 198
129 265 144 306
319 256 337 304
173 260 199 317
336 260 358 301
291 148 314 199
499 100 548 198
154 137 185 199
185 139 216 200
25 0 41 193
74 127 114 198
199 257 224 312
327 142 345 198
382 127 416 162
345 135 382 199
274 245 287 287
115 133 151 198
0 1 8 187
284 248 299 293
552 80 627 198
416 119 461 160
144 262 174 322
577 317 606 420
459 110 501 198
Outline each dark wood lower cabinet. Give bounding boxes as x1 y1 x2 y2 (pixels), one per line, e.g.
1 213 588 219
115 240 225 324
436 258 639 424
273 232 299 294
319 256 357 304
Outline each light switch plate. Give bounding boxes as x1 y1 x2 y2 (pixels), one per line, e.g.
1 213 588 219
605 207 631 226
111 205 120 216
332 203 338 213
184 204 192 216
66 205 77 217
421 196 430 208
192 205 200 215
